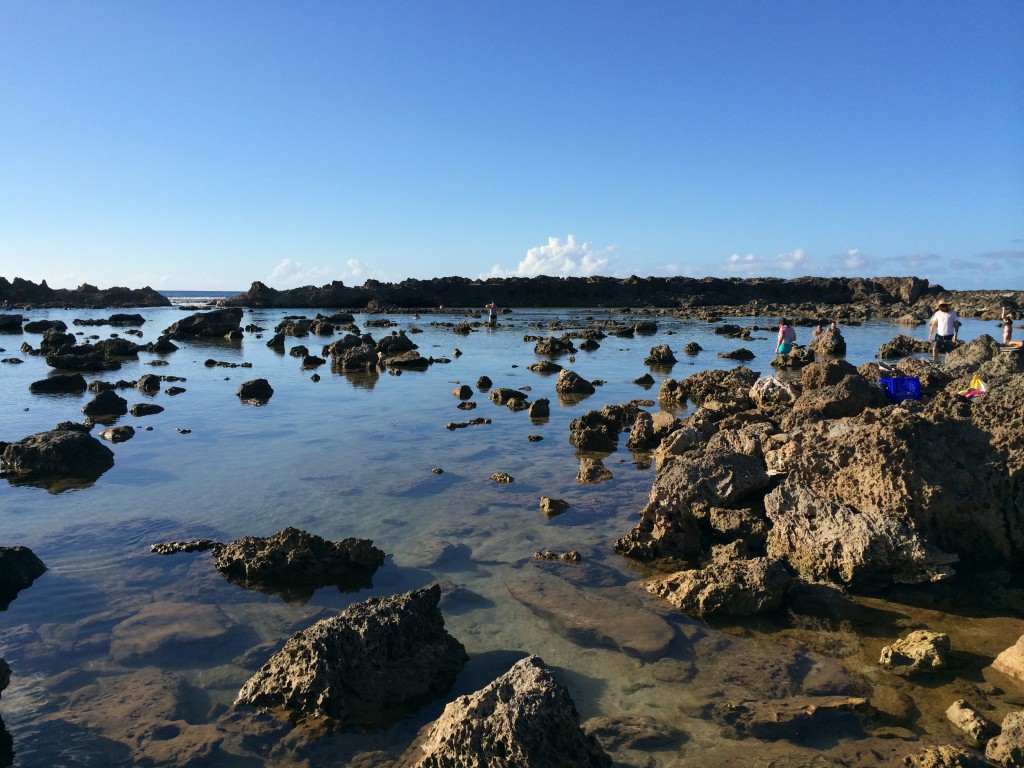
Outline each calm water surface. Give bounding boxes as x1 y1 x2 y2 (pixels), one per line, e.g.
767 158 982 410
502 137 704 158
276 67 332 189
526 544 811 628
0 306 1014 766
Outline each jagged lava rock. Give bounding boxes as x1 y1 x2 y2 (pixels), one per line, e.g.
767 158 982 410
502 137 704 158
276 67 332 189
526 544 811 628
213 527 385 594
395 655 611 768
235 584 467 726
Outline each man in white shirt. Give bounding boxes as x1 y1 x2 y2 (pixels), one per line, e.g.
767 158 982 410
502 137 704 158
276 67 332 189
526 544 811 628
928 300 959 361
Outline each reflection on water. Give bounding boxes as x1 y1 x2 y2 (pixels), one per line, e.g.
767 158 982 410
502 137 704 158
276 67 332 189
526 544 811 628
0 307 1020 765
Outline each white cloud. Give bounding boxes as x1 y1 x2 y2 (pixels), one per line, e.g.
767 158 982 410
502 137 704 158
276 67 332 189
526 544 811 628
487 234 613 278
724 248 813 277
840 248 869 272
268 257 376 289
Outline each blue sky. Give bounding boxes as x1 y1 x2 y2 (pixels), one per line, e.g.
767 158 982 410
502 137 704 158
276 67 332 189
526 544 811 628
2 1 1022 292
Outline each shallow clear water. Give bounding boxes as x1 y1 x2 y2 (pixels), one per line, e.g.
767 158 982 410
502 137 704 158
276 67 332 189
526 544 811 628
0 307 1016 766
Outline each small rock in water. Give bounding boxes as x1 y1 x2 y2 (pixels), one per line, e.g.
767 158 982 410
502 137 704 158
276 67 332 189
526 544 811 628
490 472 514 484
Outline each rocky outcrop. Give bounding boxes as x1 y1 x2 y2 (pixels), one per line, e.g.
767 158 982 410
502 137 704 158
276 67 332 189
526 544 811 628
235 584 467 726
395 655 611 768
0 422 115 489
236 378 273 404
0 546 46 610
163 307 244 339
993 635 1024 685
29 372 88 393
764 483 956 591
568 404 638 454
217 275 1020 316
556 369 595 395
0 314 23 332
0 277 170 308
879 334 932 359
986 711 1024 767
658 366 759 409
82 389 129 417
644 553 792 617
879 630 951 676
212 527 385 599
644 344 676 366
809 326 847 356
616 444 771 561
535 334 577 356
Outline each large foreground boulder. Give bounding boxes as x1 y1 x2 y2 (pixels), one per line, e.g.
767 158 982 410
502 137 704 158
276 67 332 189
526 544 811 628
235 584 467 726
396 655 611 768
0 422 114 488
212 527 385 599
764 483 956 592
0 546 47 610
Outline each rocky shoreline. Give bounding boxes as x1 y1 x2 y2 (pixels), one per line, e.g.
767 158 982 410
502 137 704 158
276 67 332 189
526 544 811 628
2 275 1022 322
2 294 1023 766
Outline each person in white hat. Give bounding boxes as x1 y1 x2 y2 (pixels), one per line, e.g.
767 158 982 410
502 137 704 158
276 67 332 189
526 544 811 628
928 300 959 361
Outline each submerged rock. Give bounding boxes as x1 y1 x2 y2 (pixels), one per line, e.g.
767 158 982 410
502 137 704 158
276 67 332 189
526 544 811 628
395 655 611 768
235 584 467 727
506 575 674 659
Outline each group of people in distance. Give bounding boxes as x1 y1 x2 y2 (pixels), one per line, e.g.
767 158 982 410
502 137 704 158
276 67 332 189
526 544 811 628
776 301 1017 364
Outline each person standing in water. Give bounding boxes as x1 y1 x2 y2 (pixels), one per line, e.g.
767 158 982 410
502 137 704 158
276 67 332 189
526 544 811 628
486 301 498 326
928 300 959 361
776 318 797 354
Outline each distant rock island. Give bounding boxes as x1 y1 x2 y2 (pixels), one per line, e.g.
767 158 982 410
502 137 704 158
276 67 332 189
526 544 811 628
0 277 170 308
1 275 1020 320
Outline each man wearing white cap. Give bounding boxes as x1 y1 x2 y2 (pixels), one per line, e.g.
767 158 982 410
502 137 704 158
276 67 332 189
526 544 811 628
928 300 959 362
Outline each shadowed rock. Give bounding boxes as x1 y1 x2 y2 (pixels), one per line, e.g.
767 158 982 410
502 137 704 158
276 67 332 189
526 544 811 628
236 378 273 404
0 546 47 610
235 584 467 727
0 422 114 490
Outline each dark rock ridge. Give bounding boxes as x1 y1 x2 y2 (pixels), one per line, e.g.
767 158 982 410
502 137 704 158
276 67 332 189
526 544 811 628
220 275 1022 316
235 584 467 727
0 277 170 308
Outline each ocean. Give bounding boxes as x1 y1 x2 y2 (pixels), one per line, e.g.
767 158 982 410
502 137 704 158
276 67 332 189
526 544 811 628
0 299 1018 766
